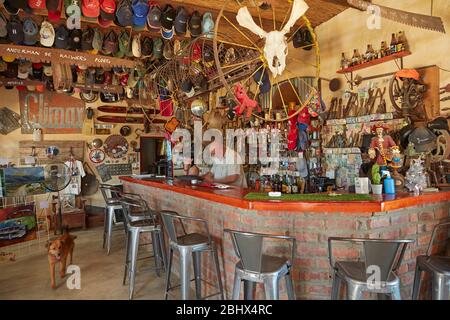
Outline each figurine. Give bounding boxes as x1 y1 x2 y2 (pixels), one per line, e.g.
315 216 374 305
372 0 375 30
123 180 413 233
390 145 402 168
234 83 261 119
368 123 397 166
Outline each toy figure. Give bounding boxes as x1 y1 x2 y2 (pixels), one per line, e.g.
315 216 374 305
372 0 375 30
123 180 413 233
368 123 397 166
390 145 402 168
234 83 261 119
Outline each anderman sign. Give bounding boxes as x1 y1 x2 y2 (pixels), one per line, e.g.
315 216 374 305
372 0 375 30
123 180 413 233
19 90 85 134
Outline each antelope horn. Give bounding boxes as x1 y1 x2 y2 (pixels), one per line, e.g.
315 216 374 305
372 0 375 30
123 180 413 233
236 6 267 39
281 0 309 34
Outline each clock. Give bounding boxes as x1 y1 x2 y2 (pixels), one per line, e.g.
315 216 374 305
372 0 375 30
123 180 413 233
89 149 105 164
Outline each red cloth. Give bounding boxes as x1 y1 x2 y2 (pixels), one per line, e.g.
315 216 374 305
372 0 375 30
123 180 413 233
297 107 310 125
160 98 173 116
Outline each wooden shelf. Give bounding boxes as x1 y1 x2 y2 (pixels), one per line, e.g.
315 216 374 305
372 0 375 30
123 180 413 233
336 51 411 74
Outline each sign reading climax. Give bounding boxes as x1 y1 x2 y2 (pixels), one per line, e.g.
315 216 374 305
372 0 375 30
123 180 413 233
19 90 85 134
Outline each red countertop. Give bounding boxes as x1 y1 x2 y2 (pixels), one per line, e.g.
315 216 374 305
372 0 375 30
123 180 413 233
120 176 450 214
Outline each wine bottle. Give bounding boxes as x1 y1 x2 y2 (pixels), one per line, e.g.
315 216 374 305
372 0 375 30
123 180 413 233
397 31 407 52
340 52 348 69
291 176 299 193
380 41 388 58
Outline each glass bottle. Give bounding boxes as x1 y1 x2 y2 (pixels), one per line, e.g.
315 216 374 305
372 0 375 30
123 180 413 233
380 41 388 57
291 176 299 193
390 33 397 54
281 175 287 194
340 52 348 69
351 49 359 66
365 44 375 61
286 175 292 194
397 31 407 52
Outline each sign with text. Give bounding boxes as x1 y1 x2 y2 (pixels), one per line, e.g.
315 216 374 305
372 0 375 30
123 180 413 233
19 91 85 134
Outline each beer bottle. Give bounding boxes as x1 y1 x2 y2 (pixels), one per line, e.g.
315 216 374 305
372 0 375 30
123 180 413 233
380 41 387 57
340 52 348 69
351 49 358 66
390 33 397 54
281 175 287 194
397 31 407 52
365 44 375 62
291 176 299 193
286 175 292 194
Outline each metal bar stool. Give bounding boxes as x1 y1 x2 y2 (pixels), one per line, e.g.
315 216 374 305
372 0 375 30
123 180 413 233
328 237 414 300
412 221 450 300
224 229 296 300
99 184 122 255
120 197 167 300
161 211 224 300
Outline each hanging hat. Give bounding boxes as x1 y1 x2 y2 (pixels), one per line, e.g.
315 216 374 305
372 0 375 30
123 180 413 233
102 30 118 55
32 62 43 80
0 11 8 39
69 28 82 50
141 36 153 57
131 33 141 58
54 24 69 49
201 12 214 38
99 0 116 27
4 0 32 15
152 37 163 59
92 28 103 51
161 4 176 30
23 18 39 46
82 0 100 18
114 30 130 58
40 21 55 47
371 122 389 134
161 27 174 40
163 40 173 60
28 0 46 9
132 0 149 28
18 60 31 79
47 0 62 22
409 127 437 153
189 11 202 38
174 6 188 36
7 17 24 44
115 0 133 27
147 3 161 30
181 79 195 98
81 27 95 51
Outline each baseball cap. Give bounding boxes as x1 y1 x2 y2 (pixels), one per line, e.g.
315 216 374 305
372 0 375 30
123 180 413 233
4 0 32 15
54 24 69 49
131 33 141 58
28 0 46 9
69 28 82 50
253 66 270 94
161 27 174 40
0 12 7 39
43 64 53 76
132 0 149 28
47 0 62 22
141 37 153 57
92 28 103 51
114 30 130 58
147 3 161 30
99 0 116 27
2 55 15 63
189 11 202 38
7 17 24 44
202 12 214 38
102 30 118 55
40 21 55 47
152 37 163 59
174 6 188 36
82 0 100 18
161 4 176 30
32 62 43 79
81 27 94 51
23 18 39 46
115 0 133 27
163 40 173 60
18 60 31 79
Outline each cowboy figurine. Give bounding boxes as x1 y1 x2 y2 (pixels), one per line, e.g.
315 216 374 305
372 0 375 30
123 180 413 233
368 123 397 166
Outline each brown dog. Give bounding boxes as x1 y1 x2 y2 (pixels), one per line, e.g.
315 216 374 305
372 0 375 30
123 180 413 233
46 228 77 289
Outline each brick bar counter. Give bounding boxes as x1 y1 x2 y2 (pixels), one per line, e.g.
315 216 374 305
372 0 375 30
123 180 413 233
120 176 450 300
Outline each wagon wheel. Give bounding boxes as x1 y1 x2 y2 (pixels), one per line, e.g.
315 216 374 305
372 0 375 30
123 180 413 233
389 76 423 115
213 0 320 122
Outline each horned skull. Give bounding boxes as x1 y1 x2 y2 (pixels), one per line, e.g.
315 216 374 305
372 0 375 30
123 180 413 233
236 0 309 78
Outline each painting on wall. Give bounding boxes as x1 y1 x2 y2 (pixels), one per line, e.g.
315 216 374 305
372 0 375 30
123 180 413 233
19 90 85 134
0 204 37 248
0 167 46 197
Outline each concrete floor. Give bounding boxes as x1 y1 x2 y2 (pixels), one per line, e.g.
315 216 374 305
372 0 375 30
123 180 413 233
0 227 175 300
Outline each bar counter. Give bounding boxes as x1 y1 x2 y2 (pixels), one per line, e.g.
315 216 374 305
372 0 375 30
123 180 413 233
120 176 450 300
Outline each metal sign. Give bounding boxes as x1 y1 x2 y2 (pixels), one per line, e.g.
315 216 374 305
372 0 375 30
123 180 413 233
19 91 85 134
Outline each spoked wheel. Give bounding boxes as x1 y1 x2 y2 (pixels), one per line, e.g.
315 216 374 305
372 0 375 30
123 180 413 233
213 0 320 122
389 76 425 116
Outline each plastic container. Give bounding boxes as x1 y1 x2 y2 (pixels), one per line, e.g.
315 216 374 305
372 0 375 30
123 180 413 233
383 176 396 194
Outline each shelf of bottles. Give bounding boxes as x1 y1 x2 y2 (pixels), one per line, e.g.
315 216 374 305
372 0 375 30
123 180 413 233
337 31 410 74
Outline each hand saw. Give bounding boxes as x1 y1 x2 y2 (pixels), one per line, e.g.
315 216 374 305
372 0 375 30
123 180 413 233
347 0 445 33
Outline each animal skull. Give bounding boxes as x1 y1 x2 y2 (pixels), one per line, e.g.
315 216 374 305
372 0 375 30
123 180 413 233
236 0 309 78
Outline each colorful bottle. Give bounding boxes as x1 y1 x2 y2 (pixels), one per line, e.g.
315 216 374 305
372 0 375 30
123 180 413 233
390 33 397 54
383 176 396 194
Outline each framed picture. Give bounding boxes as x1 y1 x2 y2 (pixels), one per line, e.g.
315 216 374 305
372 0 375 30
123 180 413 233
1 167 46 197
0 204 37 248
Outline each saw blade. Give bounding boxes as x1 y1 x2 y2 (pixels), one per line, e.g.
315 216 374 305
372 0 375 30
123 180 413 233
347 0 446 33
